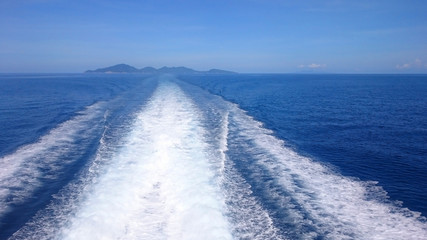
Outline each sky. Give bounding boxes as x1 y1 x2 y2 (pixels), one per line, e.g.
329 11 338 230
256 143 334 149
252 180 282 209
1 0 427 73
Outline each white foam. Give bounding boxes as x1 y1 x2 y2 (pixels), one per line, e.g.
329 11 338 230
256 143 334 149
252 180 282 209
0 102 105 217
196 99 284 239
228 104 427 239
58 78 232 239
217 112 228 177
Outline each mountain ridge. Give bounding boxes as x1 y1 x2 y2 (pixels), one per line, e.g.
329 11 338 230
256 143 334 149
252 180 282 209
85 64 237 74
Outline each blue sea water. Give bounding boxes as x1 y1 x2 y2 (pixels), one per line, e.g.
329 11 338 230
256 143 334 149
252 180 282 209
0 73 426 239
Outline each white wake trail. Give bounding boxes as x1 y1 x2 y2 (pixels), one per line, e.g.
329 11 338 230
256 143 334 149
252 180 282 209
0 102 105 217
59 77 232 240
227 104 427 240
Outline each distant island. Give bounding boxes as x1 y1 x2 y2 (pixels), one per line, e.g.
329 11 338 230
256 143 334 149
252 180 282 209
85 64 237 74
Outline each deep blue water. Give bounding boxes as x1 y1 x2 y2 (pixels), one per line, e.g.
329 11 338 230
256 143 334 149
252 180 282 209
0 73 426 239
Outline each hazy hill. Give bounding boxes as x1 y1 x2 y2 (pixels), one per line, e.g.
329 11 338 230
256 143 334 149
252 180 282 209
85 64 139 73
85 64 237 74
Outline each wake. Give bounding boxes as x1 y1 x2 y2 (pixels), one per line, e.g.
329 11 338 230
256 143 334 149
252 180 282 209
5 75 427 240
57 77 232 239
179 78 427 239
0 102 106 219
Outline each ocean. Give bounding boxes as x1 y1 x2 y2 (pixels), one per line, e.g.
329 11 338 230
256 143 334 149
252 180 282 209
0 73 426 239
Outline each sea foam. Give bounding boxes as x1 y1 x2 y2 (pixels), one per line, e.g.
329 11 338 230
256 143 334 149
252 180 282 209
224 101 427 239
58 77 232 239
0 102 105 218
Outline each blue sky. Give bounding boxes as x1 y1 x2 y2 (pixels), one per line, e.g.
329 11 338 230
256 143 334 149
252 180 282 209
1 0 426 73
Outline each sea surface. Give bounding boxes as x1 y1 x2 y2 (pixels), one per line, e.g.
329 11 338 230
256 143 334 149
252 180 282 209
0 73 426 239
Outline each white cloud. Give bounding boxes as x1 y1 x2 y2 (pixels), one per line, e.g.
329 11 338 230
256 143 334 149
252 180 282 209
308 63 326 68
396 58 426 70
396 63 411 70
298 63 326 69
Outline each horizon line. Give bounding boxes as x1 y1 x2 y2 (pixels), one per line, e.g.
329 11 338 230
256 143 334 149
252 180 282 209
1 72 427 75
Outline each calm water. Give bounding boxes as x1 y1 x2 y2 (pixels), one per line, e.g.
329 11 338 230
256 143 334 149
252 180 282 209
0 73 426 239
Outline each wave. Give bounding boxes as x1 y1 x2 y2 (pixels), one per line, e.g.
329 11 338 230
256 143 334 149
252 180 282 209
0 102 106 220
179 77 427 239
5 75 427 239
225 103 426 239
10 77 232 239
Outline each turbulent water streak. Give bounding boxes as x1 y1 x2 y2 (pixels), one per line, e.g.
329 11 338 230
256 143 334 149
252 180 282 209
177 81 285 239
179 78 427 239
224 102 427 239
56 77 232 239
0 102 105 218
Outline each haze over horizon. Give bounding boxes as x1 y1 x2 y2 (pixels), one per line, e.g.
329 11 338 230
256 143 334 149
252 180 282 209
1 0 426 74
